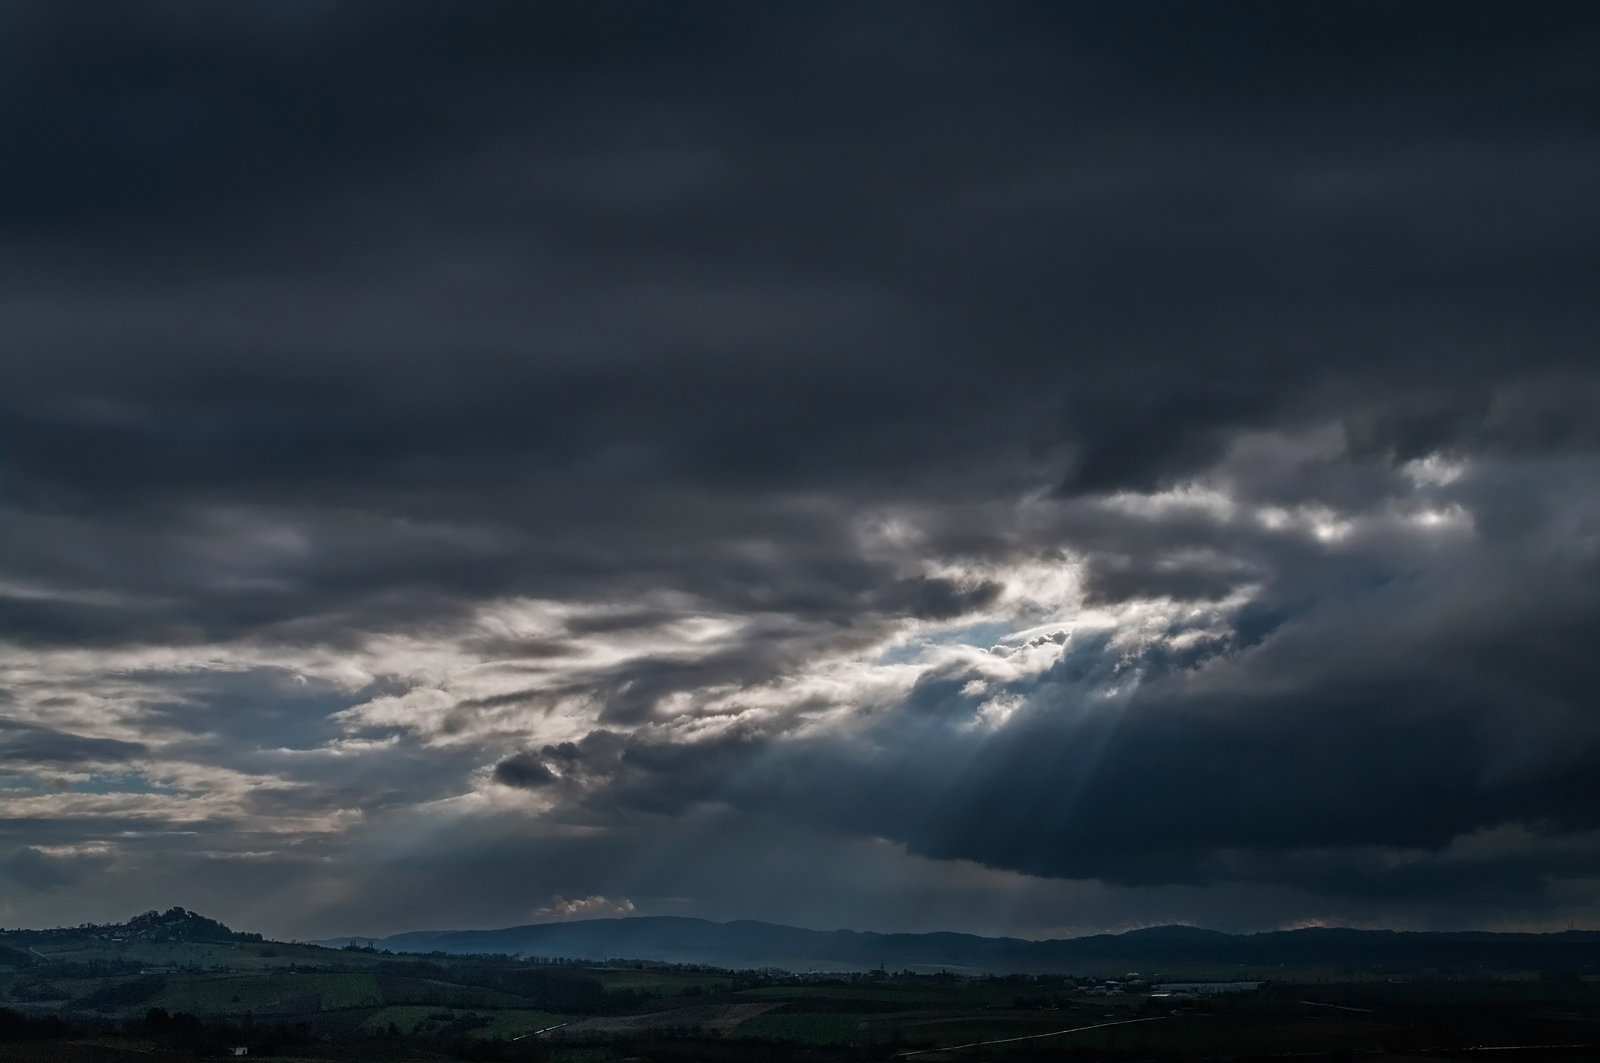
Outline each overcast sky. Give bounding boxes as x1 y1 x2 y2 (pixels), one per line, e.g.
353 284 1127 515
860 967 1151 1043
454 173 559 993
4 1 1600 942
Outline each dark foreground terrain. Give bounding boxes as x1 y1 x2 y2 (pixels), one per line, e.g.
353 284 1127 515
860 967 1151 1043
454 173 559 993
5 909 1600 1061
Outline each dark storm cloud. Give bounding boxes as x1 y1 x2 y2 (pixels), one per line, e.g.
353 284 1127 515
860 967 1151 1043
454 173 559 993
0 718 146 767
460 438 1600 905
5 1 1600 933
494 754 556 789
2 847 79 891
8 2 1598 531
530 558 1600 904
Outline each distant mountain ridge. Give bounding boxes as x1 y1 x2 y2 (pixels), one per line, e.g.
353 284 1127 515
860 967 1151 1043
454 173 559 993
324 916 1600 974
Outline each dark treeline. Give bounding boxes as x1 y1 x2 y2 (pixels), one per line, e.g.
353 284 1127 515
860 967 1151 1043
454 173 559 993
0 1005 313 1055
0 1007 71 1041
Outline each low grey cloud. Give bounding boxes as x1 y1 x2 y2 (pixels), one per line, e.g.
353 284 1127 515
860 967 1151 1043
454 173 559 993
2 847 80 892
1 718 147 768
3 1 1600 939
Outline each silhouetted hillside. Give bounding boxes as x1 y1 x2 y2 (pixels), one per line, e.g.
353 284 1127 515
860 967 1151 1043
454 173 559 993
2 906 262 948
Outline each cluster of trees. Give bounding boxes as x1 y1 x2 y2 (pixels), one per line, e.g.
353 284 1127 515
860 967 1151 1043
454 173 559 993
75 974 168 1011
0 1005 315 1055
6 956 155 1006
140 1008 317 1056
0 1007 70 1041
123 907 263 943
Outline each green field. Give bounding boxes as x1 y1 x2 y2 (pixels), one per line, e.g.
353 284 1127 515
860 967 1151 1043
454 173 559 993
588 967 732 993
736 983 991 1004
156 971 381 1013
479 1008 575 1039
374 975 527 1008
19 939 381 973
359 1004 442 1034
732 1010 865 1043
357 1004 569 1036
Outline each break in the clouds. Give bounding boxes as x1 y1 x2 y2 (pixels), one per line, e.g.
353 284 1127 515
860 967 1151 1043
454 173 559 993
4 2 1600 940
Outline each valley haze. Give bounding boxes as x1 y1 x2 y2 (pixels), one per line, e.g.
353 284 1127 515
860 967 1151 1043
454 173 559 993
325 915 1600 975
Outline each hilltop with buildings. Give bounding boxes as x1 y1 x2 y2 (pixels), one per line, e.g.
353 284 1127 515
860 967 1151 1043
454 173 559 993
0 907 263 949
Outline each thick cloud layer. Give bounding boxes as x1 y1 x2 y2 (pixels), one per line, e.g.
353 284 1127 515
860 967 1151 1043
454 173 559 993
4 2 1600 938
